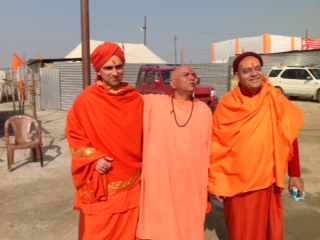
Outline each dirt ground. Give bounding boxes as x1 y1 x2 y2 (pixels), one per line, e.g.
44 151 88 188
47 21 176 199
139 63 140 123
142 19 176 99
0 99 319 240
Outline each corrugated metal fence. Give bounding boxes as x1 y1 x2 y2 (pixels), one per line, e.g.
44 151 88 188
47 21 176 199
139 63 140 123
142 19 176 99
38 63 229 111
35 51 320 111
40 68 60 110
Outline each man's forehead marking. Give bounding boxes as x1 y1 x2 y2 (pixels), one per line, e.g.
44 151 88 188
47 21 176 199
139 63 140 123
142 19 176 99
241 58 260 67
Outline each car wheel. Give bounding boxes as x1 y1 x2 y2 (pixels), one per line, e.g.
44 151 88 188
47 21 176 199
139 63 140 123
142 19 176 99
289 96 299 100
275 87 284 95
317 90 320 103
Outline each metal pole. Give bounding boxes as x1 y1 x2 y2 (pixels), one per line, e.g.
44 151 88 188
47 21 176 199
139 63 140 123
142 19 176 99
81 0 91 89
142 16 147 46
31 71 37 119
23 64 37 119
180 47 184 64
227 65 232 92
10 66 16 111
21 53 26 114
174 35 177 64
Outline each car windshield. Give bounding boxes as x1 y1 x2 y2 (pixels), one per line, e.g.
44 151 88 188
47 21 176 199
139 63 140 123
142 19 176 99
268 69 282 77
162 70 173 85
309 69 320 79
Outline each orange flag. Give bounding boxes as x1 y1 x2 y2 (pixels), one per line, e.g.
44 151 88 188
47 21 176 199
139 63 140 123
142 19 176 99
12 53 25 70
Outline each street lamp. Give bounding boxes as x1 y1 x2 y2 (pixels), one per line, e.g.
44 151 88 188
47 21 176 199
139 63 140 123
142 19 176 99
141 15 147 45
174 35 177 64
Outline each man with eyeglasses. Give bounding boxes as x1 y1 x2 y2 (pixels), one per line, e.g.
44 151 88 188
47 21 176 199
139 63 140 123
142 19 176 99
208 52 305 240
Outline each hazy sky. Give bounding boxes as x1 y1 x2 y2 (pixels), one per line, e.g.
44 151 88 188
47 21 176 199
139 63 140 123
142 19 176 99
1 0 319 69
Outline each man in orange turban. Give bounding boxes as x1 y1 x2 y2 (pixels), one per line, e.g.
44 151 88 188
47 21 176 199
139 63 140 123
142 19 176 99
65 42 143 240
91 42 125 81
208 52 305 240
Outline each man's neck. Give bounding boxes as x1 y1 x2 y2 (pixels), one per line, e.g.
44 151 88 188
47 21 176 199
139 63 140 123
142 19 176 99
239 84 262 97
172 92 193 101
97 81 128 93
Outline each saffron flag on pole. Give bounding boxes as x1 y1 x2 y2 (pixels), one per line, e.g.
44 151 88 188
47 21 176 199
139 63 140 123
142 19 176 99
12 53 25 70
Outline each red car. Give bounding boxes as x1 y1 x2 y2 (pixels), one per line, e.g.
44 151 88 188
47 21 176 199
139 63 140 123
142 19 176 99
135 64 219 112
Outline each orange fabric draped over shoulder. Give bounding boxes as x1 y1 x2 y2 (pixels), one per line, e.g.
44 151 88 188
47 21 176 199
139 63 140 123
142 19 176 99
208 78 304 197
66 83 143 204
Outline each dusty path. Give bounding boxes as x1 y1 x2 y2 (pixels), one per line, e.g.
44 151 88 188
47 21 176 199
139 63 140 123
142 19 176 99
0 100 319 240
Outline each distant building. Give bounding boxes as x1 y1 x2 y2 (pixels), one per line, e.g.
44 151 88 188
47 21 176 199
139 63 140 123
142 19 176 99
211 34 320 63
0 70 5 80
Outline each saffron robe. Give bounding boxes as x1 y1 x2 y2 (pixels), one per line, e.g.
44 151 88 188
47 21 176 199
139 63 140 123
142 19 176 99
65 83 143 239
208 78 304 197
224 184 284 240
137 95 212 240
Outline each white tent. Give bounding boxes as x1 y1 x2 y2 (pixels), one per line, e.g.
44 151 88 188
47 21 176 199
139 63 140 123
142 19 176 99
65 39 166 64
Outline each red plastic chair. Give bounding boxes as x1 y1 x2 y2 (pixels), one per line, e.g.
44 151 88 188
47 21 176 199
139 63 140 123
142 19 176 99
4 115 44 172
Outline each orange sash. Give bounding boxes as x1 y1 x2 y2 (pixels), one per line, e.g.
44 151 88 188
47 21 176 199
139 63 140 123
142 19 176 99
208 78 304 197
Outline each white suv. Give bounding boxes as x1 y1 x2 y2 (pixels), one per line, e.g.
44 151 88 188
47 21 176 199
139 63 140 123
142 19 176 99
268 66 320 102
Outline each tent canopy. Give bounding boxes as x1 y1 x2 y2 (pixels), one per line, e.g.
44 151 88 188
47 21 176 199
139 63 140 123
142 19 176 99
65 40 166 64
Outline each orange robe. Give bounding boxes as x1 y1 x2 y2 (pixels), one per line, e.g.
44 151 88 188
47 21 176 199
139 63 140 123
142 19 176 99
208 78 304 239
208 78 304 196
65 82 143 240
224 184 284 240
137 95 212 240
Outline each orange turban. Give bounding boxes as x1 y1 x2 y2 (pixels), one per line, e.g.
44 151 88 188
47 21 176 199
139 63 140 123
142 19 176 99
90 42 125 73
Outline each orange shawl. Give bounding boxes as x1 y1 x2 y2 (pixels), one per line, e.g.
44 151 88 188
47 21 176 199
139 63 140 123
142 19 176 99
66 82 143 203
208 78 304 197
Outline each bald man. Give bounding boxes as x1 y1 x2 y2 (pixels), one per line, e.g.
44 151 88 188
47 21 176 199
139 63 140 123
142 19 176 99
65 42 143 240
136 66 213 240
208 52 305 240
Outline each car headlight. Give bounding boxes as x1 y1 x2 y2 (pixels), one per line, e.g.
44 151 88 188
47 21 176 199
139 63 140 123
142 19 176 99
210 89 217 97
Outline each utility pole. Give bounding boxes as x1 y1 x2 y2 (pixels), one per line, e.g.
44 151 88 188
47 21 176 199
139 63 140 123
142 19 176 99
141 15 147 46
181 47 184 64
80 0 91 89
174 35 177 64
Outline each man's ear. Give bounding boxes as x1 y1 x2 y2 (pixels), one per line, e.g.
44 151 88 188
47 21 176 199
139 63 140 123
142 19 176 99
234 73 240 82
170 79 176 89
97 72 101 75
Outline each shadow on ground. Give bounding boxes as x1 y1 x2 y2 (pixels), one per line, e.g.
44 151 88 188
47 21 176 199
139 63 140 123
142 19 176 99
205 195 228 240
